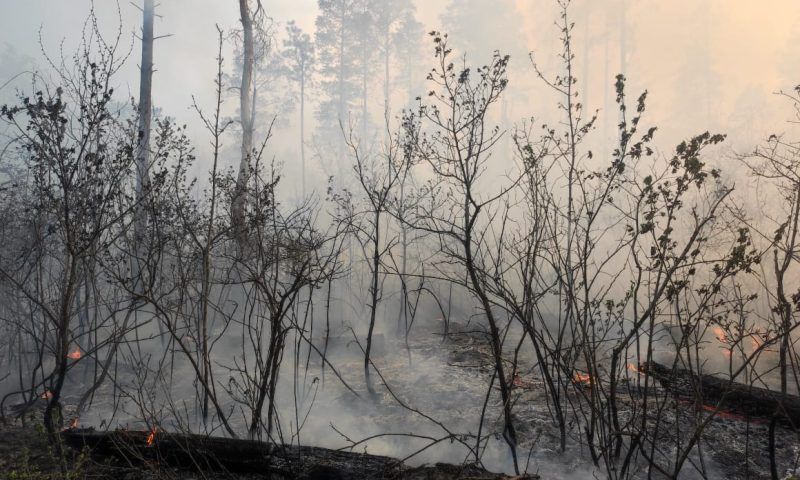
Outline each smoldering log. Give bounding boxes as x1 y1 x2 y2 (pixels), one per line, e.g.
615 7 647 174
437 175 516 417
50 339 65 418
642 361 800 426
62 428 391 477
60 428 528 479
62 429 289 474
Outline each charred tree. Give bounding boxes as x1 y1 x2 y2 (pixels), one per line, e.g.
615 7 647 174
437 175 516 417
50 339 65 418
131 0 154 295
339 124 403 395
401 33 519 474
232 0 256 246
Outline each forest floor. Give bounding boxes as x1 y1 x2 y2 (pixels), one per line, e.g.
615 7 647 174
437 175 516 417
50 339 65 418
0 420 536 479
3 319 800 479
427 320 800 480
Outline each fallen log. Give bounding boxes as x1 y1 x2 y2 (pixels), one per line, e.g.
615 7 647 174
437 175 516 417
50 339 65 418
60 428 533 479
62 428 296 475
641 361 800 427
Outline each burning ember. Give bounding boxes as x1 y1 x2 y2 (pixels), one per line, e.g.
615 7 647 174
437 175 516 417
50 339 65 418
511 373 533 389
40 390 52 400
685 401 766 424
712 326 728 343
572 372 592 386
751 334 763 352
146 427 157 447
68 418 78 430
67 347 82 360
711 326 732 358
628 363 644 374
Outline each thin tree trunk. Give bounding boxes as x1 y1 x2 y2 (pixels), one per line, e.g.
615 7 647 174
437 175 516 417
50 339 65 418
44 255 79 439
465 253 519 474
361 40 368 143
132 0 154 294
337 3 346 165
462 198 519 473
383 27 390 114
396 226 407 336
365 210 381 395
300 73 306 198
361 4 369 142
233 0 254 246
770 185 800 479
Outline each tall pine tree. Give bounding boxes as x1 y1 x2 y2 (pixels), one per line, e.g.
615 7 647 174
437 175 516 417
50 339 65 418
282 21 315 197
315 0 362 166
373 0 421 111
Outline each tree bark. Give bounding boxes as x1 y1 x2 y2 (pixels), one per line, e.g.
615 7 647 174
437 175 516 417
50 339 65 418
132 0 154 294
233 0 255 246
364 209 381 395
300 71 306 198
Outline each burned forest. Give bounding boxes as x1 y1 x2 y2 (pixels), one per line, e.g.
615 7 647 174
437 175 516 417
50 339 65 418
2 1 800 479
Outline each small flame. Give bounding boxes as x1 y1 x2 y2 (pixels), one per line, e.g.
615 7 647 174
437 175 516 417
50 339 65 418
146 427 157 447
751 335 762 352
67 347 82 360
40 390 53 400
628 363 643 374
711 327 732 358
698 403 757 422
512 373 532 388
69 418 78 429
712 326 728 343
572 372 591 385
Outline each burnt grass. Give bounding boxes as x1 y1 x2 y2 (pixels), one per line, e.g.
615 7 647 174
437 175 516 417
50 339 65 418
3 321 798 479
436 320 800 480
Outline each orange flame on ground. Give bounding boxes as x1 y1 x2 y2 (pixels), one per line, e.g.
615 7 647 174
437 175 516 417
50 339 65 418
67 347 82 360
69 418 78 429
572 372 591 385
698 403 764 423
673 399 765 424
40 390 52 400
628 363 644 374
146 427 157 447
